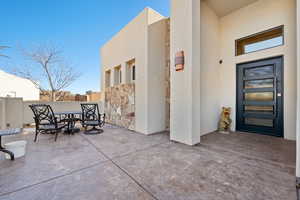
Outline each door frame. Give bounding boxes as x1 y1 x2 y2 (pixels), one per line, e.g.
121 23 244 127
235 56 284 137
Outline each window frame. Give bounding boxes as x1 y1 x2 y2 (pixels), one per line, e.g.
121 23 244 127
114 66 122 86
235 25 284 56
125 59 136 83
132 65 135 81
105 70 111 88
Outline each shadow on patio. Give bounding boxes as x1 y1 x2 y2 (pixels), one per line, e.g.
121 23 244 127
0 125 296 200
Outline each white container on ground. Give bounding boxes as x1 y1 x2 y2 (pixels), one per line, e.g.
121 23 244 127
4 140 27 159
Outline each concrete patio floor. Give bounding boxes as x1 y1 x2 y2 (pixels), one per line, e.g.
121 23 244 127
0 125 296 200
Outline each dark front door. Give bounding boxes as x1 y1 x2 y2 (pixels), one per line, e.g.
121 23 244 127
236 56 283 137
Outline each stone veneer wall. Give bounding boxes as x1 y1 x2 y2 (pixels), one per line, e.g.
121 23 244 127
105 83 135 130
165 18 171 130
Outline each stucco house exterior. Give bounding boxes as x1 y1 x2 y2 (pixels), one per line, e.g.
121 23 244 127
101 0 300 185
101 8 169 134
0 69 39 101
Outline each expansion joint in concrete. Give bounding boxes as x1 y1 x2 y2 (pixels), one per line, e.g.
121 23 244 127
80 134 161 200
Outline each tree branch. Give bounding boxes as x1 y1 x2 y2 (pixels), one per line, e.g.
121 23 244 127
14 44 80 101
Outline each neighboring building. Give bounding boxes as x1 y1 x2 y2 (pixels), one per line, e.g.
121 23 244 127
40 91 67 101
86 91 102 102
74 94 87 102
40 91 71 101
102 0 300 183
40 91 87 102
0 69 39 101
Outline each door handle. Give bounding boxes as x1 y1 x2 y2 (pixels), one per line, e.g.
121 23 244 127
274 77 277 117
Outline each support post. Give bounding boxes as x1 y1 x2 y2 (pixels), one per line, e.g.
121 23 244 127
170 0 201 145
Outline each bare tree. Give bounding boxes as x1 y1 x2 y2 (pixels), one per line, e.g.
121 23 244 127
0 46 9 58
15 44 79 101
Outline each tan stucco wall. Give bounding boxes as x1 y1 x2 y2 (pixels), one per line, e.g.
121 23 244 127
220 0 297 140
0 98 23 129
170 0 297 145
6 98 23 128
0 99 5 129
101 8 149 133
200 1 221 135
296 0 300 177
165 19 171 130
0 70 39 101
170 0 201 145
147 19 167 133
101 8 167 134
205 0 258 17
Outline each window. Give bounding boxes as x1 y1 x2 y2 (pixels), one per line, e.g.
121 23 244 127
132 65 135 81
236 26 284 56
126 59 135 83
114 66 122 85
105 70 111 88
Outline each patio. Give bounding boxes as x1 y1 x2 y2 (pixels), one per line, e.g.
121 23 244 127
0 125 296 200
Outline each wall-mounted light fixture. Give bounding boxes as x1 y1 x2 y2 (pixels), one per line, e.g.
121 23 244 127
175 51 184 71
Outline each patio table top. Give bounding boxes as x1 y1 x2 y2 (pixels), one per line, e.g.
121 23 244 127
54 111 82 115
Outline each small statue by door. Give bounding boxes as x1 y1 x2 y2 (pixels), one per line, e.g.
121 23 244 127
218 107 232 134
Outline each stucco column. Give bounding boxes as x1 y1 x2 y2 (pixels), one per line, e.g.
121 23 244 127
296 0 300 195
170 0 201 145
121 64 126 84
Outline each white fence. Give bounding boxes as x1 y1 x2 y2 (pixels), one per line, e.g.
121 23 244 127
0 97 104 129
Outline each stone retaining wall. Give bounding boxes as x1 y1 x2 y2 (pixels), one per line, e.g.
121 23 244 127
105 83 135 130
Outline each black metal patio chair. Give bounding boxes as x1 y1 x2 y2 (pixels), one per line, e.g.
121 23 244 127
81 103 105 134
29 104 66 142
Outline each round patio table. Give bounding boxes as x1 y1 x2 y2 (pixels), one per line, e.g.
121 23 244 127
55 111 82 134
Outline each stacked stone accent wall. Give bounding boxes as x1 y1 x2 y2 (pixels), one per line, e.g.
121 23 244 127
105 83 135 130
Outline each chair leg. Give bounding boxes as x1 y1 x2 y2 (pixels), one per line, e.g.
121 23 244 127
84 126 103 135
54 131 59 142
34 130 39 142
0 149 14 160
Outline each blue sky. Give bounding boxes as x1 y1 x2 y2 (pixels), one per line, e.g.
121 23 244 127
0 0 170 94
